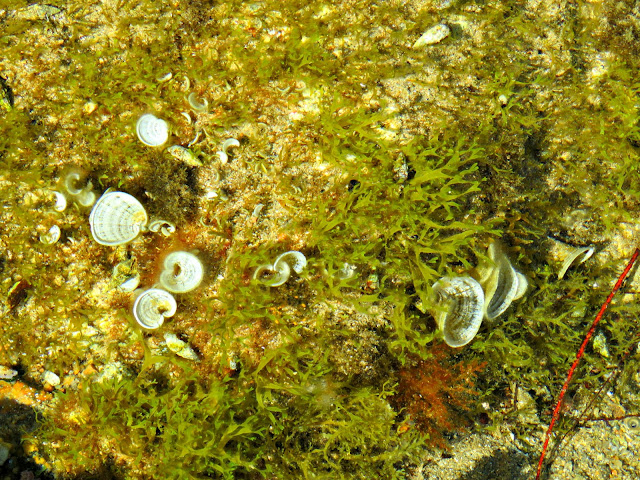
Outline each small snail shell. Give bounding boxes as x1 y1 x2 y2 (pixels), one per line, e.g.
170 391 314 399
273 251 307 274
479 242 527 320
254 262 291 287
159 251 204 293
253 251 307 287
432 276 484 348
136 113 169 147
133 288 176 329
89 191 148 246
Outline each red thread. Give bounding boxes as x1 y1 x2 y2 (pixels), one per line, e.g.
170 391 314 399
535 248 639 479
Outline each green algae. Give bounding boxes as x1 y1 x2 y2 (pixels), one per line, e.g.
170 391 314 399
2 0 640 478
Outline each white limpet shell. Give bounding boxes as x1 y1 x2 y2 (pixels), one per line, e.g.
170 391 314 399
217 138 240 164
136 113 169 147
148 219 176 237
39 225 61 245
432 276 484 348
187 92 208 112
89 191 148 246
133 288 177 329
159 251 204 293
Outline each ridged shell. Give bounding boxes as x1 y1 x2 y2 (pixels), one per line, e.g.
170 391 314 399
159 251 204 293
432 276 484 348
89 191 148 246
133 288 176 329
136 113 169 147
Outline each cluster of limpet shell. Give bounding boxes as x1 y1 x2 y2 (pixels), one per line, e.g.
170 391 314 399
430 241 528 348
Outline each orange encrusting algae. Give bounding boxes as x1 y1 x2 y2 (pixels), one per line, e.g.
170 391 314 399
0 379 52 406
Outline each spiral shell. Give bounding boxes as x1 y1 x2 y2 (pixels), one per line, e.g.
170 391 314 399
133 288 176 329
274 251 307 274
479 242 527 320
159 251 204 293
89 191 148 246
432 276 484 348
253 251 307 287
136 113 169 147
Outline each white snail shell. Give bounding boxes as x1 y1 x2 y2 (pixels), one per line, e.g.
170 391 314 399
159 251 204 293
89 191 148 246
133 288 177 329
136 113 169 147
479 242 527 320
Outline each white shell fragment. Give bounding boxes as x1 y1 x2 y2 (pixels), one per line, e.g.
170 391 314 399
159 251 204 293
413 24 451 48
89 191 148 246
335 262 357 280
148 219 176 237
217 138 240 164
133 288 177 329
119 275 140 292
53 191 67 212
558 246 595 280
39 225 61 245
187 92 208 112
164 333 199 360
136 113 169 147
254 251 307 287
432 276 484 348
478 242 527 320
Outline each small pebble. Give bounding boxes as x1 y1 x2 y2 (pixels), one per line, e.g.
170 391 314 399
42 370 60 387
164 333 199 361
